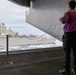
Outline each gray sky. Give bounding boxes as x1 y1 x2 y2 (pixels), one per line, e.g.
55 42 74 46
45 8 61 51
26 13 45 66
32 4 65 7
0 0 51 36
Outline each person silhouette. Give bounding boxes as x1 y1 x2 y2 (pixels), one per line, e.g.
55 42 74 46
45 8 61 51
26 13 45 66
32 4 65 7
59 0 76 75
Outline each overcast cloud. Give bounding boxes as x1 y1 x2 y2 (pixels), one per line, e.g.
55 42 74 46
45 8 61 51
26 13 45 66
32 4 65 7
0 0 27 24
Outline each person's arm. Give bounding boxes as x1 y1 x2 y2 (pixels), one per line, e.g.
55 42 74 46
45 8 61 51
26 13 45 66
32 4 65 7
59 12 69 24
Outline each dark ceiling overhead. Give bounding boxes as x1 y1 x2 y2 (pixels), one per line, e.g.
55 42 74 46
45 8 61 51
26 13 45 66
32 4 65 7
9 0 31 7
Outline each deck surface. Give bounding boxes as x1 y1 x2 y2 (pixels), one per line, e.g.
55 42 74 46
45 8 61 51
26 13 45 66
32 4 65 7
0 47 73 75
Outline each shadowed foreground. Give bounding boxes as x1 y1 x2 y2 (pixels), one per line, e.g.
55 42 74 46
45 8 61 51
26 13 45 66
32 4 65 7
0 47 73 75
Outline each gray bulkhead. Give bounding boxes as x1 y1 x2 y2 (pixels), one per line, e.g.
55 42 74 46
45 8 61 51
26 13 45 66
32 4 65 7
26 0 69 41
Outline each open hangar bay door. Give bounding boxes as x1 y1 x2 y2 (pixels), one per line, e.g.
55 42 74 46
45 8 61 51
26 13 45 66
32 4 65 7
9 0 70 41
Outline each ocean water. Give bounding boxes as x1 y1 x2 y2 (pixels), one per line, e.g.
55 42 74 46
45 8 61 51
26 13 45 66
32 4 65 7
0 39 62 52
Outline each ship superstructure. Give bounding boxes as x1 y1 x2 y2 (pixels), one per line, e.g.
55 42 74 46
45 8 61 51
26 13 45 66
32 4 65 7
0 23 16 37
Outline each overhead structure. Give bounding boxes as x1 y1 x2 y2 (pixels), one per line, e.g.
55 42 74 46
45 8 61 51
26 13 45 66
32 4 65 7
9 0 31 7
9 0 70 41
